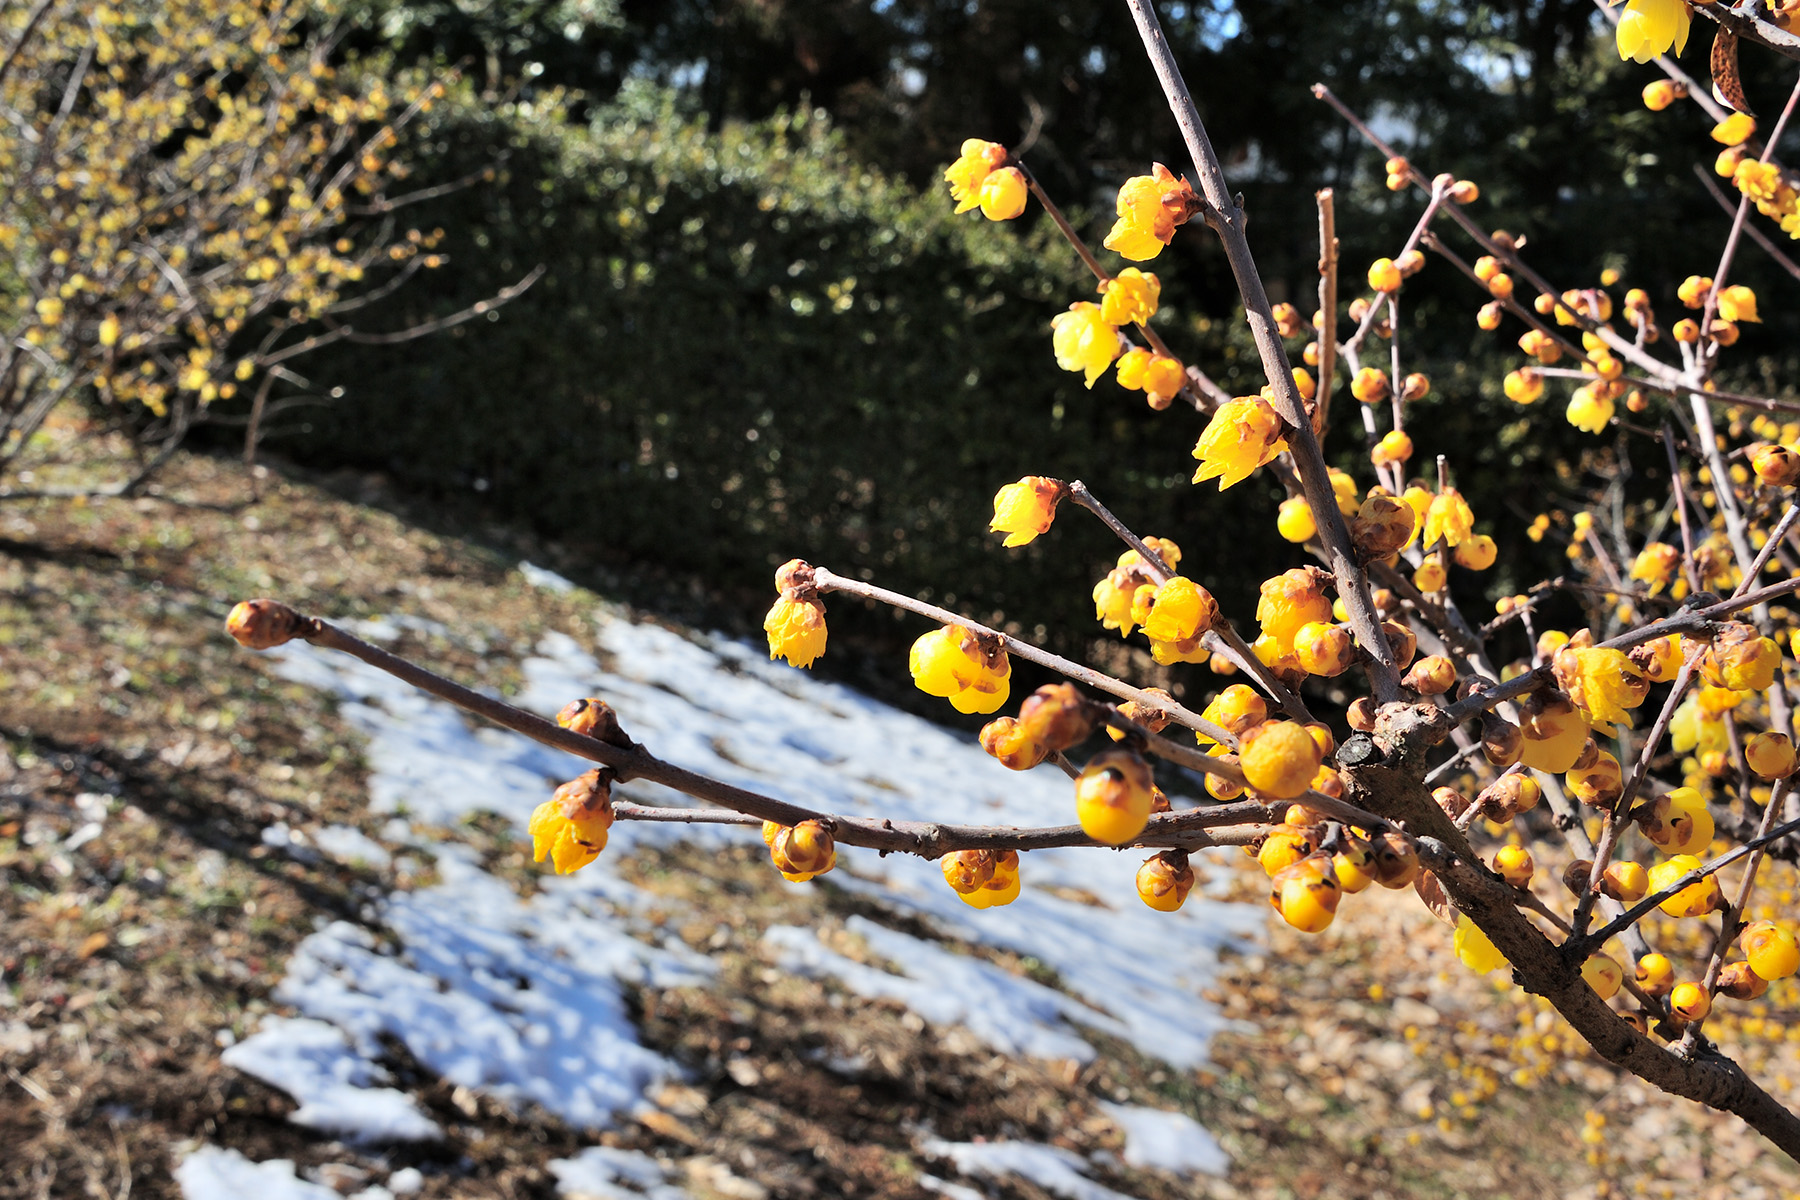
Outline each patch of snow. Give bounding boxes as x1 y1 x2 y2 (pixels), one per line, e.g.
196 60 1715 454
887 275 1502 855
521 562 578 593
765 918 1113 1062
272 852 708 1130
174 1147 340 1200
548 1146 689 1200
1098 1103 1228 1177
920 1139 1137 1200
313 824 393 868
254 607 1253 1152
386 1167 425 1195
220 1017 439 1142
915 1175 985 1200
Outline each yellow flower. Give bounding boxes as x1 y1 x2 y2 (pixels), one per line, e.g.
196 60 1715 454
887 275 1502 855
1678 275 1713 308
1329 468 1360 516
990 476 1067 547
1191 397 1286 490
1050 301 1122 387
1647 854 1722 918
977 166 1028 221
1367 257 1402 293
1100 268 1161 325
1372 429 1413 466
34 296 64 324
1276 497 1316 543
1455 915 1509 973
1103 164 1194 262
1503 368 1544 405
1615 0 1690 63
910 625 1011 714
529 770 614 875
1553 645 1650 725
1735 159 1782 204
1712 111 1757 147
944 138 1008 214
1140 576 1219 644
765 596 828 668
1716 284 1760 323
1630 542 1681 594
1566 384 1614 435
1422 488 1474 550
98 314 120 347
1257 567 1333 645
1240 720 1323 800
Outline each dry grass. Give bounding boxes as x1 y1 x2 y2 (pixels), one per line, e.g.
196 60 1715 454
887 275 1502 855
3 423 1799 1199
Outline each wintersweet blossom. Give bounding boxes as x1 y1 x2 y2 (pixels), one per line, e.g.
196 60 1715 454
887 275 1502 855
943 139 1009 213
1422 488 1474 550
1140 576 1219 644
990 476 1067 547
1102 164 1198 262
1614 0 1689 64
1713 112 1757 147
977 167 1028 220
1630 543 1681 594
1553 645 1650 725
1192 396 1286 489
1099 268 1161 325
1050 301 1122 387
1717 285 1761 323
529 770 614 874
764 596 828 668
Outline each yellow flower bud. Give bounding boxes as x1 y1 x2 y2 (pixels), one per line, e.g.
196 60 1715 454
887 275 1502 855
1371 830 1420 889
1403 655 1457 695
1351 366 1391 403
1270 855 1342 933
1277 497 1317 543
1647 854 1723 918
1712 111 1757 146
979 716 1048 771
1413 556 1447 593
1493 844 1534 887
1742 921 1800 981
1519 692 1590 773
1367 257 1402 293
1075 749 1155 844
1136 850 1196 912
944 138 1009 213
990 476 1067 547
1678 275 1713 309
1669 981 1711 1023
1198 684 1268 742
1642 79 1681 110
977 166 1028 221
1751 443 1800 487
1635 953 1675 996
1581 954 1623 1001
1373 429 1414 466
1747 731 1798 779
1477 301 1504 331
1454 534 1497 570
1600 860 1648 903
1240 720 1324 800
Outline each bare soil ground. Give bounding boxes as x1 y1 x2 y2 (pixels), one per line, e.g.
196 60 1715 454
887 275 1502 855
3 426 1799 1200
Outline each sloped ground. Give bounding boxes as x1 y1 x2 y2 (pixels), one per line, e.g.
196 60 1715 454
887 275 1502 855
3 425 1800 1200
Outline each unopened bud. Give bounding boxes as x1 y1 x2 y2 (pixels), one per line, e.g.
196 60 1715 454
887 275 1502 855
1016 683 1095 752
226 598 312 649
557 697 631 747
1403 655 1456 695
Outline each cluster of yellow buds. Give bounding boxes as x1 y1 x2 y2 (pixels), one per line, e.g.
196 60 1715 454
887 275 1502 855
765 559 829 669
764 819 837 882
911 623 1012 714
941 848 1022 908
530 769 616 875
943 139 1028 221
1254 566 1333 679
1090 537 1192 644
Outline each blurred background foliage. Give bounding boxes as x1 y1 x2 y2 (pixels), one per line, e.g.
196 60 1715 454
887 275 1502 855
251 0 1800 705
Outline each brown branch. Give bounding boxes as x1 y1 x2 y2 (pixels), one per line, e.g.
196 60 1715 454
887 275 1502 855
1125 0 1401 703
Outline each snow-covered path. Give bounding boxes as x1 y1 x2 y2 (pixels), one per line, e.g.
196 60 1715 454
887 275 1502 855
185 568 1259 1197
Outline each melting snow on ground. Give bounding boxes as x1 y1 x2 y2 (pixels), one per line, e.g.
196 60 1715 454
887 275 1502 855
194 564 1258 1196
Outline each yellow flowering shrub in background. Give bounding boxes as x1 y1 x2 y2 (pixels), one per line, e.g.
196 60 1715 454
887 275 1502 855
0 0 516 486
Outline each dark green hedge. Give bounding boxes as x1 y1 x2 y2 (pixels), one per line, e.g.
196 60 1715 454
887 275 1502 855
287 95 1304 692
